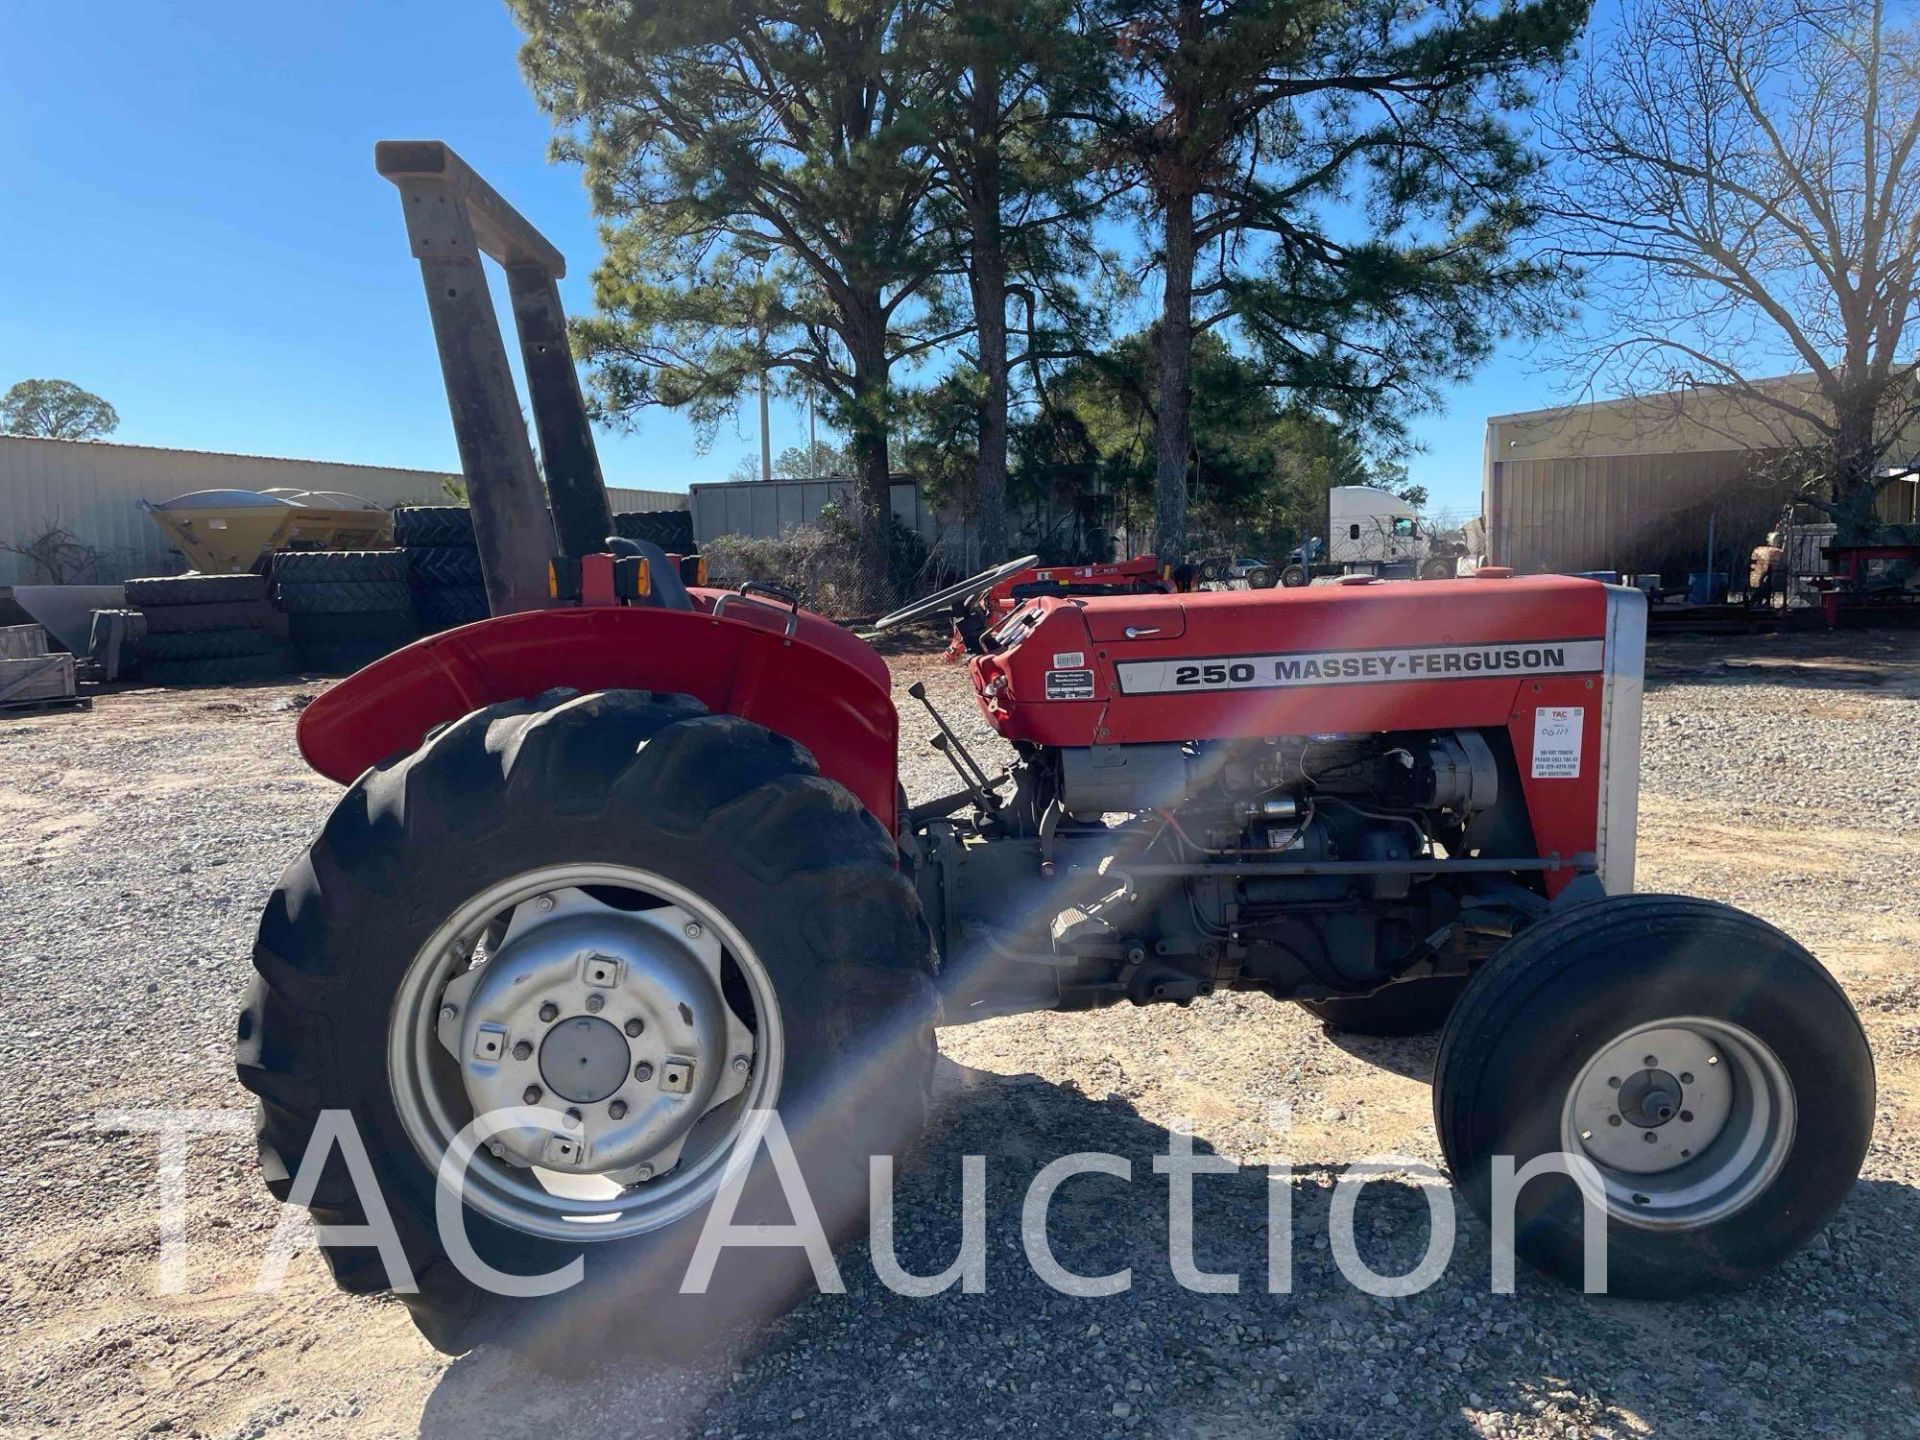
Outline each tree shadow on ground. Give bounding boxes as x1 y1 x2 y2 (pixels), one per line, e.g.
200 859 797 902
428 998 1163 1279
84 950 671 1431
1643 628 1920 697
420 1061 1919 1439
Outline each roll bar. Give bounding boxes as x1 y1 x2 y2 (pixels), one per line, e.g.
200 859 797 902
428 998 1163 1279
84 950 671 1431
375 140 615 615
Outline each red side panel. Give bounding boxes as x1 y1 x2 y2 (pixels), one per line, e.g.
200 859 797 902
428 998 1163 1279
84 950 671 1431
296 603 899 826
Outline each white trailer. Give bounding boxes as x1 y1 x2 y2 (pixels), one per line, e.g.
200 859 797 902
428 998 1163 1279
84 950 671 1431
1281 486 1461 584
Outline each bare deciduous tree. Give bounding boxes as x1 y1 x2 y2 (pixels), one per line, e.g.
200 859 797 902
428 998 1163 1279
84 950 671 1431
1546 0 1920 534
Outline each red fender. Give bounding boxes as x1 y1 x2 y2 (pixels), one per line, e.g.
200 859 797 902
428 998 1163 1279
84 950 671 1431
295 599 900 827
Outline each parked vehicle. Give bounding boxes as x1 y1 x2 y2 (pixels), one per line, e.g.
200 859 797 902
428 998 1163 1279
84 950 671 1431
1282 487 1462 584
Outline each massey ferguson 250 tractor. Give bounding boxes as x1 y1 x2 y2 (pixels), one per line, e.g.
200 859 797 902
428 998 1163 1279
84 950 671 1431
234 146 1874 1352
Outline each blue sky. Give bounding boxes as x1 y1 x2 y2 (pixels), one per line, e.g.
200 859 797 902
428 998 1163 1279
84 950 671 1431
3 0 1545 515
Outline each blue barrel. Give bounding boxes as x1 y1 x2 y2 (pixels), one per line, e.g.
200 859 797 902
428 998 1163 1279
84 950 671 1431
1686 571 1729 604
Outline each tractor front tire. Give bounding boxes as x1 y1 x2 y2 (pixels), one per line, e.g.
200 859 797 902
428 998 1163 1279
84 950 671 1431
1434 894 1872 1296
235 689 939 1356
1299 975 1468 1036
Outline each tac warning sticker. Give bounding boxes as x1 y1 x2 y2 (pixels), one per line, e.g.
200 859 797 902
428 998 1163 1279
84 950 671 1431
1052 650 1086 668
1045 668 1095 700
1531 706 1583 778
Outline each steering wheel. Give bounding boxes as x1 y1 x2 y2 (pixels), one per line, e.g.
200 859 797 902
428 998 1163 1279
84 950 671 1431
871 554 1041 632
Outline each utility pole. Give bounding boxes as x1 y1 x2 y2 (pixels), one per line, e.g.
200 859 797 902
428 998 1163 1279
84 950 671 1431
758 365 772 482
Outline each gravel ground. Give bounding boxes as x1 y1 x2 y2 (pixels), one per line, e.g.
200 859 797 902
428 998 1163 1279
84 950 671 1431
0 626 1916 1439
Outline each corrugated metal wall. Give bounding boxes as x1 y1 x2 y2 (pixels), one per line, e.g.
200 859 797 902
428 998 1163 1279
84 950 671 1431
689 477 978 568
1485 449 1795 579
605 486 689 514
0 436 692 584
0 435 459 584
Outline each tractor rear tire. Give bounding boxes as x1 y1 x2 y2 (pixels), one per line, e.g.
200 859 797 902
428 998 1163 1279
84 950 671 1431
288 610 421 646
235 689 939 1356
126 573 270 607
137 627 282 662
141 649 291 685
273 580 413 614
414 586 490 629
393 506 476 548
140 600 285 635
271 550 409 584
405 545 485 588
1420 557 1455 581
1434 894 1873 1296
1279 563 1310 588
1299 975 1468 1036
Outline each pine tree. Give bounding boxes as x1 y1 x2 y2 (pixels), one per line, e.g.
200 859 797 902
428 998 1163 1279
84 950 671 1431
1100 0 1586 561
513 0 960 585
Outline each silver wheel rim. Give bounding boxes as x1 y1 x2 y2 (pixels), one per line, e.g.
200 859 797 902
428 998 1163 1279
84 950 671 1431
1561 1016 1795 1230
388 863 783 1243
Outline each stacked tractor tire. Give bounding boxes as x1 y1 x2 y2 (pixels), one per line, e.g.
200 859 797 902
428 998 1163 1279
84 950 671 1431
393 507 489 631
123 573 292 686
271 550 419 674
613 509 695 553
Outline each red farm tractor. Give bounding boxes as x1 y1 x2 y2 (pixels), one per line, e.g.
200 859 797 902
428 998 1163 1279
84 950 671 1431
234 146 1875 1352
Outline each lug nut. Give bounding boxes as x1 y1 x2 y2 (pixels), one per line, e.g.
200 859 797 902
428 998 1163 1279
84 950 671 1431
1680 1072 1695 1085
625 1018 645 1037
1608 1115 1622 1127
523 1085 543 1104
586 993 605 1014
535 894 555 913
634 1061 654 1082
731 1055 750 1074
512 1040 533 1061
564 1108 582 1129
439 1004 458 1023
1643 1055 1659 1068
1643 1131 1658 1144
1607 1076 1622 1089
684 922 703 939
488 1142 505 1158
1680 1110 1694 1123
538 1002 559 1022
609 1100 628 1120
634 1163 654 1182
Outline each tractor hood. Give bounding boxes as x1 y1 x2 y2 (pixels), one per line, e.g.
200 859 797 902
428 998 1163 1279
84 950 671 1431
972 575 1613 749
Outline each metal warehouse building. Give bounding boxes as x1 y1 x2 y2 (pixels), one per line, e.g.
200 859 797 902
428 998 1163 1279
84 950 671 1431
0 435 683 585
1482 379 1920 579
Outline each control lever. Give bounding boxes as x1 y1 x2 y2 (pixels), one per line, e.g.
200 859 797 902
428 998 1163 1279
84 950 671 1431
907 681 1000 810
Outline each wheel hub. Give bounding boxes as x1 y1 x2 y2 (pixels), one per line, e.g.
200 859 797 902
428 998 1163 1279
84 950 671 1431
1562 1017 1795 1230
1617 1067 1682 1128
539 1015 630 1104
433 888 754 1180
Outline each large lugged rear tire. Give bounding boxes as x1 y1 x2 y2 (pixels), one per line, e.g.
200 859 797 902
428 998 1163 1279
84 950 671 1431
270 550 409 584
126 573 269 606
272 579 412 613
141 649 291 685
1434 894 1873 1296
136 627 281 662
393 506 476 548
235 689 939 1355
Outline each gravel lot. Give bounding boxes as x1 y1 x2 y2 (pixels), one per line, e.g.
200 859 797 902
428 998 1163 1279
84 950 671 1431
1 626 1916 1439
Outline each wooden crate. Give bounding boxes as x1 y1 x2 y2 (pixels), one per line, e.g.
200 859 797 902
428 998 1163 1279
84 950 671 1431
0 652 77 707
0 624 48 660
